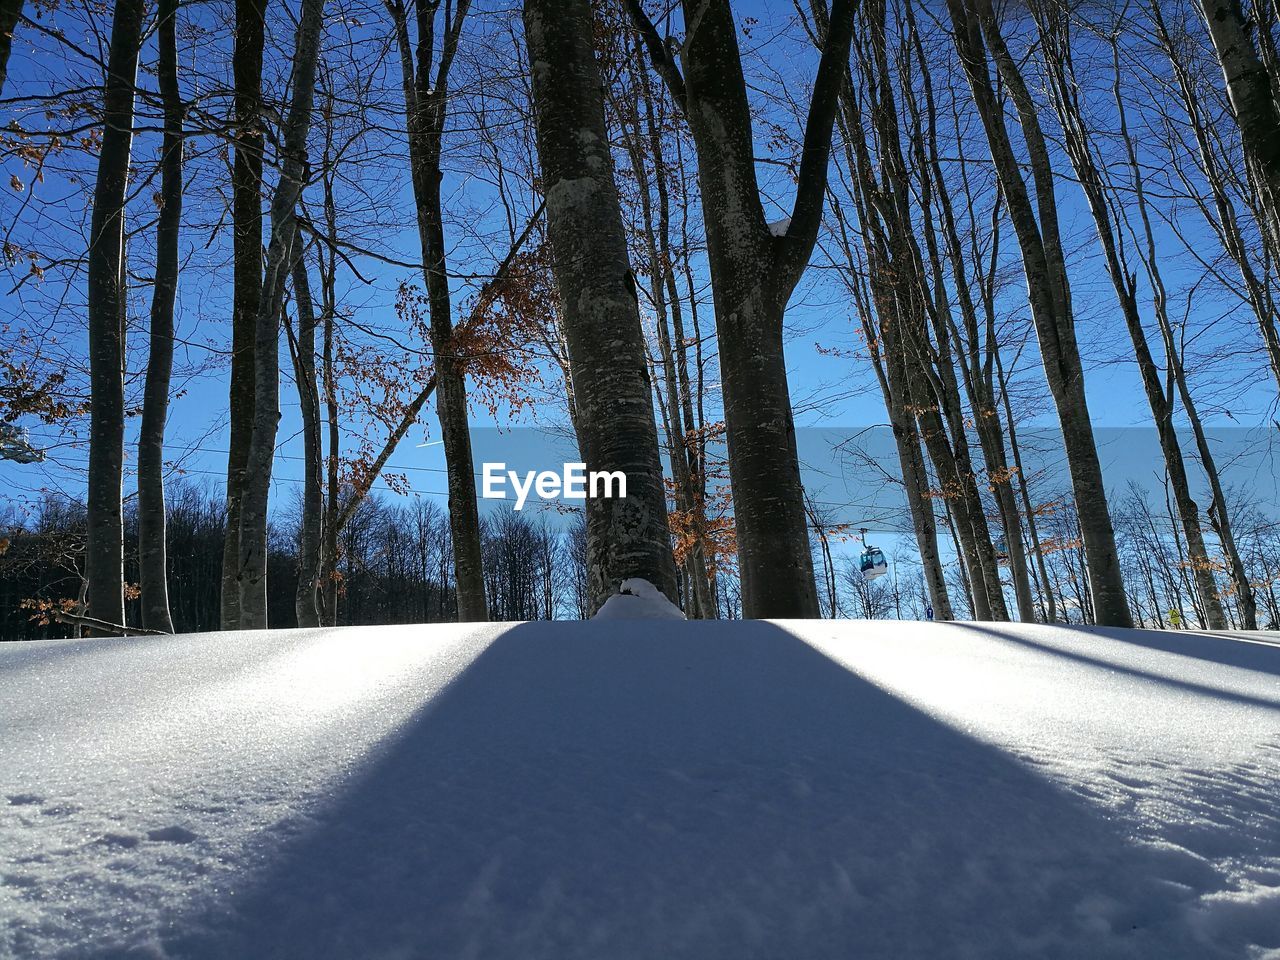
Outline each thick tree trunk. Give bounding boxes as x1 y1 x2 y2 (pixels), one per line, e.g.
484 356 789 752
524 0 678 611
626 0 855 618
137 0 182 634
236 0 326 628
1198 0 1280 241
0 0 23 97
948 0 1133 627
221 0 265 629
288 231 323 628
85 0 144 630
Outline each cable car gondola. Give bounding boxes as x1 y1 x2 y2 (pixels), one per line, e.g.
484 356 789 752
859 545 888 580
857 529 889 580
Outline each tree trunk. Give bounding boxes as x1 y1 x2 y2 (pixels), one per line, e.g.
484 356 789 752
626 0 855 618
85 0 144 630
392 0 487 622
221 0 266 629
137 0 182 635
1198 0 1280 242
1036 10 1226 629
0 0 23 97
523 0 678 611
236 0 326 628
288 230 323 628
947 0 1133 627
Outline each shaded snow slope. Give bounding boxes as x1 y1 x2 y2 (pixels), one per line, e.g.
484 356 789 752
1 621 1278 959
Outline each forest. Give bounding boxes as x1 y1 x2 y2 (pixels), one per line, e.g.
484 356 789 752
2 0 1280 635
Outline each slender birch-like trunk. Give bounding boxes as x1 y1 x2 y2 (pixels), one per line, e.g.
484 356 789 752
388 0 488 621
288 230 323 628
1036 10 1225 629
946 0 1133 626
236 0 326 628
221 0 266 629
85 0 145 630
137 0 183 634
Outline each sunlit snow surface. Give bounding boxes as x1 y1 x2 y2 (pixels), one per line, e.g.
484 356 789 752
2 620 1278 959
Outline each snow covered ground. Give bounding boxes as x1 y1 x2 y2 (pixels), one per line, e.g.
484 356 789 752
1 620 1278 959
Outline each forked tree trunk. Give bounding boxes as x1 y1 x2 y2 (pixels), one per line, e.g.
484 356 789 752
85 0 145 630
137 0 183 634
221 0 266 629
627 0 855 618
236 0 326 628
524 0 678 611
389 0 488 622
947 0 1133 627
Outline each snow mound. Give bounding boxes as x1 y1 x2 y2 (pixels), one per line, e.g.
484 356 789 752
2 620 1279 959
767 215 791 237
592 577 686 620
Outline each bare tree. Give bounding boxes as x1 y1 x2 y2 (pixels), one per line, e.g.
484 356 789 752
85 0 146 630
945 0 1133 626
1035 4 1226 628
236 0 327 628
221 0 266 629
625 0 856 618
386 0 488 621
137 0 184 634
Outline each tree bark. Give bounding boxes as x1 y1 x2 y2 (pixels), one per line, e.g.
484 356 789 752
236 0 326 628
389 0 487 622
85 0 144 630
221 0 266 629
947 0 1133 627
627 0 855 618
1036 9 1226 629
137 0 183 634
287 229 323 628
1198 0 1280 242
0 0 23 97
524 0 678 611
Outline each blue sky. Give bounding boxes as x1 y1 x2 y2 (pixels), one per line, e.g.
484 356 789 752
1 0 1277 569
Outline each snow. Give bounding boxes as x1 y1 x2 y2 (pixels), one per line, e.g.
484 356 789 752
767 215 791 237
1 620 1278 959
592 577 687 620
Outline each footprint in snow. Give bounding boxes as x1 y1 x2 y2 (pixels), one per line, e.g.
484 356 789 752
147 825 199 844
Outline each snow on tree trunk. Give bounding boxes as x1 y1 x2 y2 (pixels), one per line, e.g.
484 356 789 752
85 0 145 631
523 0 678 612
